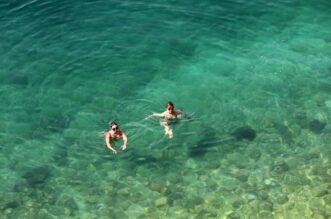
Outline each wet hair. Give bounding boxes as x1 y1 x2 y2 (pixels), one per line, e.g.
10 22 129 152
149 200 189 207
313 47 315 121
166 101 174 110
109 121 119 128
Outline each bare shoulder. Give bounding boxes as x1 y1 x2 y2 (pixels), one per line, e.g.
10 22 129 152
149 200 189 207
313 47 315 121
159 111 167 116
175 109 184 114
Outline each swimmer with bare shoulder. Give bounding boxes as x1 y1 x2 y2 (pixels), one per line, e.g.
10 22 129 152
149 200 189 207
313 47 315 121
145 101 191 138
105 121 128 154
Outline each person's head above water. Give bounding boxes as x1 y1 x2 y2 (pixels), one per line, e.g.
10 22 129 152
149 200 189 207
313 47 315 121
166 101 174 112
109 121 119 131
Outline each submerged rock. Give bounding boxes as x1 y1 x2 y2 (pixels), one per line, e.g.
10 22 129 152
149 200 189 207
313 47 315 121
187 146 209 157
2 200 20 210
164 187 184 205
312 188 329 197
257 190 270 201
325 100 331 108
293 110 308 127
270 160 289 175
247 149 261 160
323 194 331 206
232 199 244 208
247 194 257 201
275 194 289 205
232 169 249 182
188 126 221 157
13 179 28 193
57 196 79 216
185 159 197 169
167 39 197 57
231 126 256 141
273 122 294 143
226 211 240 219
182 196 204 209
309 119 326 134
311 166 328 176
197 209 217 218
53 149 68 166
154 197 168 207
148 181 166 193
259 200 273 211
264 178 277 186
23 166 51 187
283 173 310 186
126 204 145 218
258 210 273 218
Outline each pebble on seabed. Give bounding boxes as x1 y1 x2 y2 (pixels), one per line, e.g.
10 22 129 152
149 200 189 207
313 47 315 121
154 197 168 207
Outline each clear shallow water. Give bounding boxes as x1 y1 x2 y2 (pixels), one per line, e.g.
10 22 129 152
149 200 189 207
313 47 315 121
1 0 331 218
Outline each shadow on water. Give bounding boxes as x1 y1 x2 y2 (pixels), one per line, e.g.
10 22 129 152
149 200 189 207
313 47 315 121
98 139 186 174
97 124 257 167
125 149 159 166
99 147 160 168
188 125 257 157
13 166 52 196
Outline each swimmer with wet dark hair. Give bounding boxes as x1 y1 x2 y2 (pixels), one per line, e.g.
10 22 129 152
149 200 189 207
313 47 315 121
145 101 191 138
105 121 128 154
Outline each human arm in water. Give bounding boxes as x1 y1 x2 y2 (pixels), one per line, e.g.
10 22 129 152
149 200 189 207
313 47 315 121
175 109 192 119
144 112 165 120
105 132 117 154
121 132 128 150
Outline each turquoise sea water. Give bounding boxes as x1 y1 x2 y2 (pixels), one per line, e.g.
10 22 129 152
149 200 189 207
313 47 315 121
1 0 331 218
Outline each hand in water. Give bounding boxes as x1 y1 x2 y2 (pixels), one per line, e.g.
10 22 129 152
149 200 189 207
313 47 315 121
144 115 152 120
121 145 127 150
112 149 118 154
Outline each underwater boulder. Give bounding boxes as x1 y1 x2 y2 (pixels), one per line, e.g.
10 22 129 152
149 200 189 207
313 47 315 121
283 173 310 186
259 200 273 211
312 187 329 197
232 199 245 208
232 170 249 182
165 187 184 205
323 194 331 206
270 160 289 175
258 210 273 219
154 197 168 207
23 166 51 187
181 196 204 209
197 209 217 218
275 194 289 204
231 126 257 141
2 200 20 210
293 110 308 128
187 146 209 157
53 149 68 166
309 119 326 134
57 196 79 216
13 179 29 193
188 126 227 158
247 149 261 160
188 138 215 157
226 212 241 219
148 180 167 193
167 38 197 57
